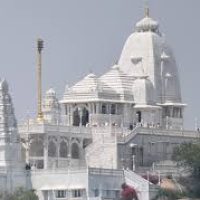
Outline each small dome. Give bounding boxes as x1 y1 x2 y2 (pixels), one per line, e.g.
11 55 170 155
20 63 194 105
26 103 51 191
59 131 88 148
87 73 96 78
46 88 56 96
135 16 159 33
70 73 100 93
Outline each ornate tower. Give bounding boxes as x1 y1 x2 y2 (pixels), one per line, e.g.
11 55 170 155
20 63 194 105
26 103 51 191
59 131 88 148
43 88 60 124
118 9 185 129
0 79 21 167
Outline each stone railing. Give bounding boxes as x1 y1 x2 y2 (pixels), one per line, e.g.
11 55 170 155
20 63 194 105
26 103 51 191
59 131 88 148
18 123 92 137
89 114 122 127
124 169 150 200
30 167 88 174
118 126 200 143
117 126 139 143
88 168 123 177
137 127 199 138
88 198 102 200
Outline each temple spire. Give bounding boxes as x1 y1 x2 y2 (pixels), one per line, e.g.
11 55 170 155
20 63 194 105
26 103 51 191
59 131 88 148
144 0 150 17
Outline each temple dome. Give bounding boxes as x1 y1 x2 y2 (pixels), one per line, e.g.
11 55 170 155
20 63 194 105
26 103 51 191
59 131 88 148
118 14 182 104
70 73 100 93
135 16 159 33
46 88 56 97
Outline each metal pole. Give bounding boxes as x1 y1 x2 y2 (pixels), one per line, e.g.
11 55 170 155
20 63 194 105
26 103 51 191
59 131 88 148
37 38 44 121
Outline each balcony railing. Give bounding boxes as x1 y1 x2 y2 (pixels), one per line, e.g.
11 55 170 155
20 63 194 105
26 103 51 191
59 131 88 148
18 123 92 136
89 114 122 127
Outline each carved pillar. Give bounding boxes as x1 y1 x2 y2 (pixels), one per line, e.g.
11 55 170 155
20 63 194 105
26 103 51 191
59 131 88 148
79 108 83 127
57 136 60 168
69 104 73 126
43 136 48 169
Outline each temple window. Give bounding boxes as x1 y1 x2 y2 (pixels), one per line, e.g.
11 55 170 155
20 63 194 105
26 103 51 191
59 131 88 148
94 104 97 114
48 141 57 157
180 109 183 118
82 107 89 126
111 104 116 114
56 190 66 198
65 105 68 115
59 141 68 158
136 111 142 123
102 104 107 114
73 108 80 126
173 107 179 118
94 189 99 197
71 143 80 159
29 139 44 157
72 190 82 198
163 107 170 117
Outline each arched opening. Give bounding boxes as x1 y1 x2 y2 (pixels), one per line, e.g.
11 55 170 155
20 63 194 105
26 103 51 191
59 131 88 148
136 111 142 123
111 104 116 114
82 107 89 126
83 139 91 149
59 141 68 158
29 140 44 157
71 143 80 159
102 104 107 114
48 141 57 157
73 108 80 126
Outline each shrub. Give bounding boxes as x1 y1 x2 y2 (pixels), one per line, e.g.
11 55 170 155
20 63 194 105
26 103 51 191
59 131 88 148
0 188 39 200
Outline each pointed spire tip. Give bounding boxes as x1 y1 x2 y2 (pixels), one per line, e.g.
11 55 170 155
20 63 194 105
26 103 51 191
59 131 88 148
144 0 150 17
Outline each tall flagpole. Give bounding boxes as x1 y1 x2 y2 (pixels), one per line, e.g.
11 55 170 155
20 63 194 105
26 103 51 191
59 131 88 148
36 38 44 122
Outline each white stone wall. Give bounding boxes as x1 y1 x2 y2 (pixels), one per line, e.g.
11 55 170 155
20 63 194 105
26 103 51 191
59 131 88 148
30 169 88 200
86 127 118 169
118 128 199 169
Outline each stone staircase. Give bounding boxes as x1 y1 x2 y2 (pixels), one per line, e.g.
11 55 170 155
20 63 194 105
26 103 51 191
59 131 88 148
124 169 158 200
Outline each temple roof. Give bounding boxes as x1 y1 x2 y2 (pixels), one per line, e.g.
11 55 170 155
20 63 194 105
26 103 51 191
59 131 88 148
61 12 183 107
118 14 182 104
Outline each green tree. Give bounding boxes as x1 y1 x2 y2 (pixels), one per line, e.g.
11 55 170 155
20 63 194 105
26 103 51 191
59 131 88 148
172 142 200 177
0 188 39 200
152 188 183 200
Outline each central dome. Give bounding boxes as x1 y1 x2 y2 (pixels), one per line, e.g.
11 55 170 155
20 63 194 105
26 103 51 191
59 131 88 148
135 16 159 33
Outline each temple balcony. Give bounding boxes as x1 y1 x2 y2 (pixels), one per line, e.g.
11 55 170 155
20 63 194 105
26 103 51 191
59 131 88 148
18 121 92 138
89 114 122 127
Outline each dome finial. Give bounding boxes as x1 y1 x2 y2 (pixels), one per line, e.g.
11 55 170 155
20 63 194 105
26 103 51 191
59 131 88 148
144 0 150 17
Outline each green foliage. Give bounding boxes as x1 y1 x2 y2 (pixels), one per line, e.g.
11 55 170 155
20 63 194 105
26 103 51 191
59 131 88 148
0 188 39 200
172 142 200 177
152 188 183 200
172 142 200 198
178 176 200 198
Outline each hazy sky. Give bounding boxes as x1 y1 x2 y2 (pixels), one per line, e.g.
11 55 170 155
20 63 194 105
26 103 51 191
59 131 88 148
0 0 199 129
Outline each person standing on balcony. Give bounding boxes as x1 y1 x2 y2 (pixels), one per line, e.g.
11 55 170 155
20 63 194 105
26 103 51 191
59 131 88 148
120 183 138 200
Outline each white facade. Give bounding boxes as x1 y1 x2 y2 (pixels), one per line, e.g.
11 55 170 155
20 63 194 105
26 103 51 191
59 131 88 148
0 11 195 200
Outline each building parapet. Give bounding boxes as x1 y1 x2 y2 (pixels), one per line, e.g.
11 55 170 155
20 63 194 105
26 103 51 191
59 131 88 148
18 123 92 137
90 114 122 127
118 127 200 143
88 168 123 176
